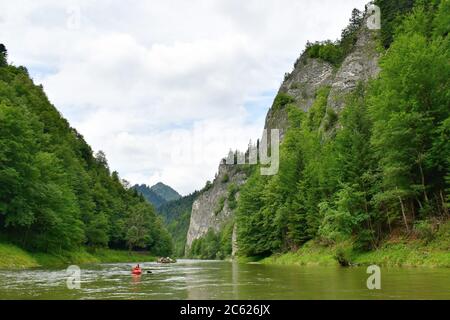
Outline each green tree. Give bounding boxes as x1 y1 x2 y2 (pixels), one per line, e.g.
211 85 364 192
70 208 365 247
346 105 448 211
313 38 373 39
0 45 174 256
125 203 152 250
369 16 449 227
85 213 110 248
0 44 7 66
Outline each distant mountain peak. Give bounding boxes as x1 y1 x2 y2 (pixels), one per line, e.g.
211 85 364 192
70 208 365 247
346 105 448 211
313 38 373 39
150 182 181 202
133 182 181 208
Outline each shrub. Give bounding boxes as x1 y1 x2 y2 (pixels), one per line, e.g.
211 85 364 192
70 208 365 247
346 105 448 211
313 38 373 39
305 41 343 66
188 226 233 260
214 196 226 215
203 180 213 192
414 220 435 244
221 173 229 183
227 183 239 210
272 92 295 111
335 247 352 267
323 108 338 131
0 44 7 67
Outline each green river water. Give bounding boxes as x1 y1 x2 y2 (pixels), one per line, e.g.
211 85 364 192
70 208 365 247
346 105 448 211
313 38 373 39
0 259 449 299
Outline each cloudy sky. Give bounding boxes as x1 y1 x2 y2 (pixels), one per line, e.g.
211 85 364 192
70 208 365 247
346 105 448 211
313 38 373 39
0 0 367 195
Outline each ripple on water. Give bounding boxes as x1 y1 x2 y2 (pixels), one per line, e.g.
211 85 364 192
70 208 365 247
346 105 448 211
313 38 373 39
1 261 449 300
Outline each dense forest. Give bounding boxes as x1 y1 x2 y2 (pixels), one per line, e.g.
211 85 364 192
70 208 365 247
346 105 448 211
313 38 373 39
236 0 449 257
1 0 448 264
149 182 181 202
157 191 199 257
0 45 172 256
188 221 234 260
133 185 169 209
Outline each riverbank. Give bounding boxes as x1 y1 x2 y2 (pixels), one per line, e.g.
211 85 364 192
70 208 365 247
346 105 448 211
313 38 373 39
260 221 450 268
0 243 156 269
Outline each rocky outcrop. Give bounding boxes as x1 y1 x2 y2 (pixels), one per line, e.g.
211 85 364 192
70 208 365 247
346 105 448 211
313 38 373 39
185 161 246 253
264 12 380 134
264 56 335 139
327 18 380 111
185 6 381 258
282 56 335 111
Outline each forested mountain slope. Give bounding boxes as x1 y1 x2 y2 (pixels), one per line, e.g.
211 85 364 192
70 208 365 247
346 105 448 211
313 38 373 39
185 0 449 262
237 0 449 257
157 191 200 257
133 182 181 209
150 182 181 202
0 45 172 257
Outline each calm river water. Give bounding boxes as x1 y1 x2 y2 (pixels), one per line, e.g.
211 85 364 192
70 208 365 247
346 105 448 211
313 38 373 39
0 259 449 299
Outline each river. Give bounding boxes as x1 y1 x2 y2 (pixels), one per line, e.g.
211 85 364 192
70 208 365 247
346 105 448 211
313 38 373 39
0 259 449 299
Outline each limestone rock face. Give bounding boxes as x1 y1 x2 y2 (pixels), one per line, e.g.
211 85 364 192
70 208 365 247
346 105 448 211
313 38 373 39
327 18 380 111
185 8 381 258
185 162 246 254
264 13 380 136
282 57 335 111
264 56 335 140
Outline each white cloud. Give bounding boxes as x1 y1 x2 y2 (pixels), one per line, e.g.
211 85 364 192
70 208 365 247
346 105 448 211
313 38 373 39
0 0 368 195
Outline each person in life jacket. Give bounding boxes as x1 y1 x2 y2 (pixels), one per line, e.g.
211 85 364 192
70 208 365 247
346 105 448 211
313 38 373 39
132 264 142 274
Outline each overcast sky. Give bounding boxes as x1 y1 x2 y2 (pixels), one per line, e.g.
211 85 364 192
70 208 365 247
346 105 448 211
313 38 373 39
0 0 368 195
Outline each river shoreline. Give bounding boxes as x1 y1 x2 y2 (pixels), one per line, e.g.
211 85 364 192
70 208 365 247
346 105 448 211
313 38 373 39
242 221 450 268
258 240 450 268
2 239 448 269
0 243 156 269
2 221 449 269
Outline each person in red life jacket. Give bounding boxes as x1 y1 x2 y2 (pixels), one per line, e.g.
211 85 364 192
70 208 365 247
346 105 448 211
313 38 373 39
132 264 142 275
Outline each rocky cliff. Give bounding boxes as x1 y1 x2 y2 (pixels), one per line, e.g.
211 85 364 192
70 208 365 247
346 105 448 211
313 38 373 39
185 161 247 255
264 12 380 135
327 19 380 111
266 56 335 139
185 7 380 256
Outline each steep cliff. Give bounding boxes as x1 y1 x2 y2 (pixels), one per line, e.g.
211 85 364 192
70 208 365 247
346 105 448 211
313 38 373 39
327 18 380 111
185 6 381 257
266 56 335 139
264 12 380 135
185 161 247 255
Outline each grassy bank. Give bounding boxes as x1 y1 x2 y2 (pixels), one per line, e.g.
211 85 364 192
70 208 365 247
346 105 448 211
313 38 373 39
0 243 156 269
260 242 338 267
89 248 156 264
0 243 40 269
260 221 450 268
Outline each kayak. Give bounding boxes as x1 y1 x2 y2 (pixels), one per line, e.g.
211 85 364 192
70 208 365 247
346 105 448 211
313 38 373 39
132 268 142 275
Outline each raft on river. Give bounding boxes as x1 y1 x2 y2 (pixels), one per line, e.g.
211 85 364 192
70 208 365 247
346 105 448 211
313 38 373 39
158 257 176 264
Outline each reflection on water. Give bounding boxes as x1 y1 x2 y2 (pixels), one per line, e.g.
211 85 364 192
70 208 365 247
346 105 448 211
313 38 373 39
0 260 449 300
131 274 141 294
